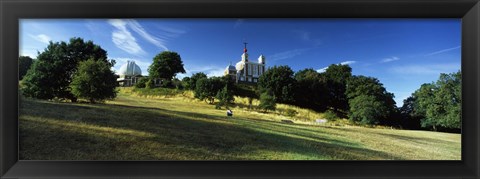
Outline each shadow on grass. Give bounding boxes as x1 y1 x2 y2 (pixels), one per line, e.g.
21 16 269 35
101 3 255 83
20 98 402 160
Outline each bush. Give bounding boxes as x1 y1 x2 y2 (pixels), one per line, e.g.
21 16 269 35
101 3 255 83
135 78 149 88
285 109 298 117
146 79 155 89
259 92 276 112
323 110 339 121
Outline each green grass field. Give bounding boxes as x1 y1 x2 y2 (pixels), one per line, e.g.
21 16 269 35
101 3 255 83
19 88 461 160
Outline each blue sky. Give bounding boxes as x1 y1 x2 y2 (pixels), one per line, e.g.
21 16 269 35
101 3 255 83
20 19 461 107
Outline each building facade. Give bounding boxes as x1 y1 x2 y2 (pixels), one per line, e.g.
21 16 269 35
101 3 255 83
224 43 266 84
116 61 161 87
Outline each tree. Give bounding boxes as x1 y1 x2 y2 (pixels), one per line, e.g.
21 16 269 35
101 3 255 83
187 72 207 90
22 37 111 101
148 51 186 81
19 56 34 80
216 85 235 109
70 58 117 103
259 92 276 112
258 65 296 104
194 77 224 104
346 75 396 125
294 68 328 111
411 71 461 131
348 95 389 125
323 64 352 114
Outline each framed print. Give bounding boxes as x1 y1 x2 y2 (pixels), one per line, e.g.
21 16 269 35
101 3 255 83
1 0 479 178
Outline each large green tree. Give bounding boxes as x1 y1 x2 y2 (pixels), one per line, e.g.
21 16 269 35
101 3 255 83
148 51 186 81
70 58 117 103
258 65 296 104
294 68 328 111
19 56 34 80
410 71 461 131
194 77 224 104
187 72 207 90
346 75 396 125
22 37 111 101
323 64 352 114
259 92 276 112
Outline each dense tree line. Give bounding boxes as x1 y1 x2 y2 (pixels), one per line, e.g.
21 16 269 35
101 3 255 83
400 71 461 132
256 64 460 132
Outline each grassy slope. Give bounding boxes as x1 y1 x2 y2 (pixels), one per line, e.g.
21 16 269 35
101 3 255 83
19 88 461 160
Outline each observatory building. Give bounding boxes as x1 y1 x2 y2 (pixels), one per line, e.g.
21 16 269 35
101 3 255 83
117 61 142 87
224 43 266 84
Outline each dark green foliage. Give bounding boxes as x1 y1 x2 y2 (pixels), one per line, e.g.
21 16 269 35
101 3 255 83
285 109 298 117
181 77 191 90
349 95 389 125
323 110 339 121
409 71 461 131
145 78 155 89
187 72 207 90
135 78 149 88
323 64 352 114
294 68 328 111
259 92 276 112
258 65 296 104
148 51 186 80
398 96 422 129
233 83 258 99
70 58 117 103
172 78 184 90
215 85 235 109
19 56 34 80
194 77 224 104
22 37 110 101
346 75 396 125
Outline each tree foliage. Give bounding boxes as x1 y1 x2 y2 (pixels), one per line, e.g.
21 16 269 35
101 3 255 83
409 71 461 131
258 65 296 104
185 72 207 90
323 64 352 114
294 68 328 111
216 85 235 109
19 56 34 80
259 92 276 112
346 75 396 125
70 58 117 103
22 37 111 101
194 77 224 104
148 51 186 81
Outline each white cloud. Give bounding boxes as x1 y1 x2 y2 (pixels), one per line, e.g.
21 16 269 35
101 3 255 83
108 19 146 56
424 46 460 56
269 48 309 62
340 60 356 65
390 63 460 75
28 34 51 44
317 60 357 73
127 20 169 51
381 56 400 63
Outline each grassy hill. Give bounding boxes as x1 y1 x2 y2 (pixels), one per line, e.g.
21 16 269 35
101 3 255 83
19 88 461 160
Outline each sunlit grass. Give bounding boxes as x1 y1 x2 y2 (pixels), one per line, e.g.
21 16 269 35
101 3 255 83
19 87 461 160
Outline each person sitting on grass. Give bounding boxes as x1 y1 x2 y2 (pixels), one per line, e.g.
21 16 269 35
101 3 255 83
226 109 233 117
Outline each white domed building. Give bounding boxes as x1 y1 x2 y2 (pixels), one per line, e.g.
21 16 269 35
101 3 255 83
224 43 266 84
116 61 144 87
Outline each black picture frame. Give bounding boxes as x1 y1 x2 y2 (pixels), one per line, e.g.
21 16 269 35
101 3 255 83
1 0 479 178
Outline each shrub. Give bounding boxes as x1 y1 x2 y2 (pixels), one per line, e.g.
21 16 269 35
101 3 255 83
323 110 339 121
285 109 298 117
135 78 149 88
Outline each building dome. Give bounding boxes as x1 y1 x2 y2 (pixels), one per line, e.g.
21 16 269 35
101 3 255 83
118 61 142 76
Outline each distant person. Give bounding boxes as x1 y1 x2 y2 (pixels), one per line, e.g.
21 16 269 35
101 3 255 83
227 109 233 117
